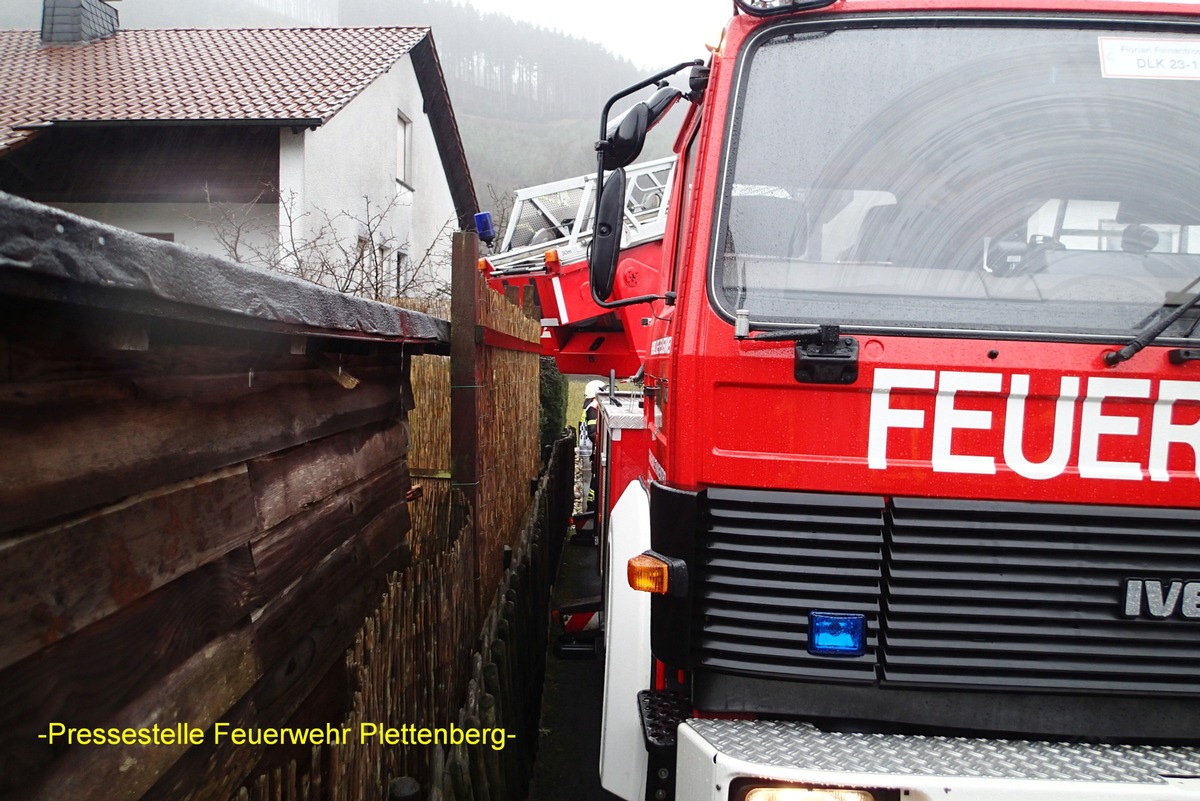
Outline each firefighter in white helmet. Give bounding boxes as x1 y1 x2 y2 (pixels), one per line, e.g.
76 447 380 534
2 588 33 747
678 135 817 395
578 380 606 511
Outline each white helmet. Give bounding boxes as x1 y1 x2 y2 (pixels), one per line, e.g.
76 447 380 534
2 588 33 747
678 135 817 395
584 380 606 400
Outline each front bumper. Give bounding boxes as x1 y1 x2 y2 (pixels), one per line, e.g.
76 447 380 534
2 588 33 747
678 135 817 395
677 719 1200 801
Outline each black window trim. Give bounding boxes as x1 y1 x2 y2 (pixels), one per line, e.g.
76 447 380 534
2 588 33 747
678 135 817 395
706 10 1200 346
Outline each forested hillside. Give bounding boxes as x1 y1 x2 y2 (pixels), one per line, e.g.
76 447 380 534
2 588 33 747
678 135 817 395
339 0 650 215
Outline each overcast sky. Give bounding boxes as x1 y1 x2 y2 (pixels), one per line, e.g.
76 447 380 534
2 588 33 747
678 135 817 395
5 0 736 70
463 0 735 68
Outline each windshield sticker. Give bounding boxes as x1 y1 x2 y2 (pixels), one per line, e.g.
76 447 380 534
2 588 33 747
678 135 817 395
1099 37 1200 80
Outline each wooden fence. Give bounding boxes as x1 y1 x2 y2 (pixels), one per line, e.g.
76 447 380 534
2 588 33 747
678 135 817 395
0 195 452 801
0 198 568 801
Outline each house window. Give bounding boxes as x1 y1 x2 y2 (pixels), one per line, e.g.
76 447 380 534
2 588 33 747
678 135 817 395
397 111 412 189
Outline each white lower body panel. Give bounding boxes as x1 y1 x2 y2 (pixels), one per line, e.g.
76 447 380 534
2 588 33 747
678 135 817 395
678 719 1200 801
599 480 652 801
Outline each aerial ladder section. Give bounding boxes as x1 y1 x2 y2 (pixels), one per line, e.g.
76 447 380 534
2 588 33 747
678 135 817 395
480 156 676 376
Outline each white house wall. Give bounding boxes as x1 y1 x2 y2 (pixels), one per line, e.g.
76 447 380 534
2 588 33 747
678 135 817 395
278 127 306 269
53 201 280 261
286 50 459 293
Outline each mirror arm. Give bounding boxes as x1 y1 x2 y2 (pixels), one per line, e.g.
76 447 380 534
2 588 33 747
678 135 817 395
591 288 677 311
591 60 702 310
597 60 705 149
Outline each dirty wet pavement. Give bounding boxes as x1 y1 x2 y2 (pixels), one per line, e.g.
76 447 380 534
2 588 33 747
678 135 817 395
527 529 621 801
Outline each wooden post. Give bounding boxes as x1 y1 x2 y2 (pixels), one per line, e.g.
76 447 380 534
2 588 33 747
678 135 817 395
450 230 482 624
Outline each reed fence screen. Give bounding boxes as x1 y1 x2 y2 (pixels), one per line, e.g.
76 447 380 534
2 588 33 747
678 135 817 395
236 232 566 801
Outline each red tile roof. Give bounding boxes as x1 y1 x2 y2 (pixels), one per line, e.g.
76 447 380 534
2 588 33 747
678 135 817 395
0 26 429 153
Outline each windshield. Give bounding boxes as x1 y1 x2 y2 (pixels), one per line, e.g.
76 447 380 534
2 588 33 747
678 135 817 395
713 21 1200 339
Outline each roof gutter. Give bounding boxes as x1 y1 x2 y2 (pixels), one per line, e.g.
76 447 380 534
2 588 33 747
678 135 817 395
33 118 325 130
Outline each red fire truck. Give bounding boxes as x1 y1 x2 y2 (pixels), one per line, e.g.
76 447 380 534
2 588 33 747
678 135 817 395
484 0 1200 798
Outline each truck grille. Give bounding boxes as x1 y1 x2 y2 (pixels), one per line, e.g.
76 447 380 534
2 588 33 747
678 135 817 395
885 497 1200 694
695 488 885 681
694 490 1200 695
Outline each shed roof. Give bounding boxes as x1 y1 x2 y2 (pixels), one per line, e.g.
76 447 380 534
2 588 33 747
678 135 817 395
0 191 451 348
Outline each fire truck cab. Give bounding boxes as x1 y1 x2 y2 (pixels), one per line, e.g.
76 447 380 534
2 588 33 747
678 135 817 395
493 0 1200 798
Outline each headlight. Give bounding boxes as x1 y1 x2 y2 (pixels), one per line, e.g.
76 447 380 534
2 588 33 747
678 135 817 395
745 789 875 801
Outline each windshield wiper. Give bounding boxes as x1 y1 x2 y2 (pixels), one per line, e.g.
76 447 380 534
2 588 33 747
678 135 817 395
749 326 824 341
749 324 859 384
1106 282 1200 367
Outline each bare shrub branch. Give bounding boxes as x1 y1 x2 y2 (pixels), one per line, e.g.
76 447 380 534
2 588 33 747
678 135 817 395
199 186 456 301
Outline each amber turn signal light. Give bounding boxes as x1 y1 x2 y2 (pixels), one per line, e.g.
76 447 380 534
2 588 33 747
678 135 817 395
628 553 670 594
627 550 689 597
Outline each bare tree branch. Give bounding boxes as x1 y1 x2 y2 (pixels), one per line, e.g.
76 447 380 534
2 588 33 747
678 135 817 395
199 188 457 301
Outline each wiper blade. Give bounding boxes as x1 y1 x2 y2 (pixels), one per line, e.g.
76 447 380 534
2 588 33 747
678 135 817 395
750 326 822 342
1106 288 1200 366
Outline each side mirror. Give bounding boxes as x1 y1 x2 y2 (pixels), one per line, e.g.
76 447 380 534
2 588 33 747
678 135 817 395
588 59 700 310
590 167 627 300
603 104 648 171
644 85 682 131
601 86 682 171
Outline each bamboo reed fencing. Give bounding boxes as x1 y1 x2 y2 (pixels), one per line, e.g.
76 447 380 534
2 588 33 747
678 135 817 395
474 268 543 604
233 234 566 801
232 436 572 801
395 297 454 563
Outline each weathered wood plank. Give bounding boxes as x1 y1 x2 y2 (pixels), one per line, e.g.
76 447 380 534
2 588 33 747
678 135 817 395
250 459 412 605
0 547 256 794
120 365 390 405
0 372 405 535
141 693 265 801
253 552 381 724
0 295 402 387
152 539 403 801
24 625 260 801
0 336 11 382
248 419 410 531
360 491 414 569
253 512 408 690
0 354 398 407
0 465 257 671
2 337 305 386
248 655 349 785
0 376 139 406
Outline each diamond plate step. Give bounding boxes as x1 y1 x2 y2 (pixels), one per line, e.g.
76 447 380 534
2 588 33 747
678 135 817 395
640 690 692 801
640 690 691 752
689 719 1200 784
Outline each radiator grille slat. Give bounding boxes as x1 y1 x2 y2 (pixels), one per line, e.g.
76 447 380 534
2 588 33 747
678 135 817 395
693 489 1200 696
884 617 1188 643
890 549 1193 571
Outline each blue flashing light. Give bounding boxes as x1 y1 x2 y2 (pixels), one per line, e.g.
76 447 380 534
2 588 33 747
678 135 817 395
474 211 496 246
808 611 866 657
